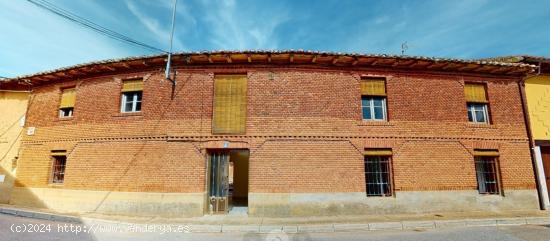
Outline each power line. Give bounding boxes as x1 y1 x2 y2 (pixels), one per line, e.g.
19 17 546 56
26 0 167 53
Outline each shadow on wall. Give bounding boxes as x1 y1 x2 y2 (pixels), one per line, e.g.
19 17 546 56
0 167 100 241
0 165 47 209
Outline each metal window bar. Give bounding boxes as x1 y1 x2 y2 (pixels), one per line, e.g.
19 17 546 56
475 156 499 194
365 156 392 196
52 156 66 184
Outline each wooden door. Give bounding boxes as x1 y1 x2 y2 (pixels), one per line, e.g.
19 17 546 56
208 151 230 214
542 147 550 195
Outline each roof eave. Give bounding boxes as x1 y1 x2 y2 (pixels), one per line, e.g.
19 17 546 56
2 51 537 87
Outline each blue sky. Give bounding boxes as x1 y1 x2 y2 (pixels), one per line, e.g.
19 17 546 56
1 0 549 77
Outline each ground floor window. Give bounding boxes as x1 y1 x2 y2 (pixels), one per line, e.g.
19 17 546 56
364 155 392 196
51 155 67 184
474 156 500 194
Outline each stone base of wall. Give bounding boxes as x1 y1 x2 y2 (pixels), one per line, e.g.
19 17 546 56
8 188 540 218
9 187 205 217
248 190 540 217
0 170 15 204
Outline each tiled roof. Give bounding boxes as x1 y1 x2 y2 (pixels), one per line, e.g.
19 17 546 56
2 50 538 86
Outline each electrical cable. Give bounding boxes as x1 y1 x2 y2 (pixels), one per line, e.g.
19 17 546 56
26 0 167 53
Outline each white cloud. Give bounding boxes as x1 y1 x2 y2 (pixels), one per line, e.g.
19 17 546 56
198 0 289 50
124 0 186 51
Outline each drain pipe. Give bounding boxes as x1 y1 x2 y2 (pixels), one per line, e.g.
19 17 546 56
518 63 545 210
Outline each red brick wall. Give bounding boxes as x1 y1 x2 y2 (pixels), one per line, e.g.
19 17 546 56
17 66 536 193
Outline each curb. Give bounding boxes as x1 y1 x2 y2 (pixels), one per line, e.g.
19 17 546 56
0 207 80 223
1 206 550 233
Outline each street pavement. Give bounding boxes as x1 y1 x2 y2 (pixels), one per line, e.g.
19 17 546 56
1 213 550 241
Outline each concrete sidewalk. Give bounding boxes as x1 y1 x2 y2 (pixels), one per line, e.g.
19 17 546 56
2 204 550 233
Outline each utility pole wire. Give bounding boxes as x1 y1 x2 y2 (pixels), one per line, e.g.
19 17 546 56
26 0 167 53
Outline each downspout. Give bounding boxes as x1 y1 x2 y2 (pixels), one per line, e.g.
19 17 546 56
518 63 544 209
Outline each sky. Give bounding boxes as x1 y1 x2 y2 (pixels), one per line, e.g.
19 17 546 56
1 0 549 77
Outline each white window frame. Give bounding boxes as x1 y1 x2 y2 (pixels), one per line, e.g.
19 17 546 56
58 108 73 118
362 96 387 121
467 103 489 124
121 91 142 113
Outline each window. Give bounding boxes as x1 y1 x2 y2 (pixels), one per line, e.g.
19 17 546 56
467 103 488 123
364 149 393 197
473 150 501 195
362 96 386 120
360 77 387 121
121 91 142 113
51 154 67 184
212 75 247 134
59 108 73 118
464 83 489 124
120 79 143 113
59 88 75 118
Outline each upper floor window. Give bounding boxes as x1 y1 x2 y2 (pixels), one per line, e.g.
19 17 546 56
473 150 501 195
59 88 75 118
464 83 490 124
212 75 248 134
120 79 143 113
360 77 387 121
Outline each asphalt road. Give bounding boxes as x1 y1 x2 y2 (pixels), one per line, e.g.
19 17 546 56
1 213 550 241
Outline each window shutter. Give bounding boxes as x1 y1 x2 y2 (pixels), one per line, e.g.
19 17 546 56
464 83 487 103
121 79 143 92
473 149 499 157
364 148 393 156
360 78 386 96
59 88 76 108
213 75 247 134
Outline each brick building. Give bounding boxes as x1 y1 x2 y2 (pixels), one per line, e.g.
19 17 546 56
0 51 541 217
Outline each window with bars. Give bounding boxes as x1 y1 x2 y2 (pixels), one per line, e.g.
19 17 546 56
364 155 392 197
51 155 67 184
474 156 500 194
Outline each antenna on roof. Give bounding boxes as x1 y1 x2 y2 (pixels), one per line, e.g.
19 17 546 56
165 0 178 99
401 41 408 55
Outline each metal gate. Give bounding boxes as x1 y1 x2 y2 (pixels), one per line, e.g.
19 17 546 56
208 151 229 214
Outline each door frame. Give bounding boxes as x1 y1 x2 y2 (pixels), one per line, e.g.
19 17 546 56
534 144 550 209
204 148 250 215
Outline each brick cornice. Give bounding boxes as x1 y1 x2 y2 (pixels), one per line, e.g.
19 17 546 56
21 134 529 145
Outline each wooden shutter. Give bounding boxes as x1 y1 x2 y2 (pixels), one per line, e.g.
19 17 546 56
464 83 487 103
213 75 247 134
364 148 393 156
360 78 386 96
59 88 76 108
121 79 143 92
